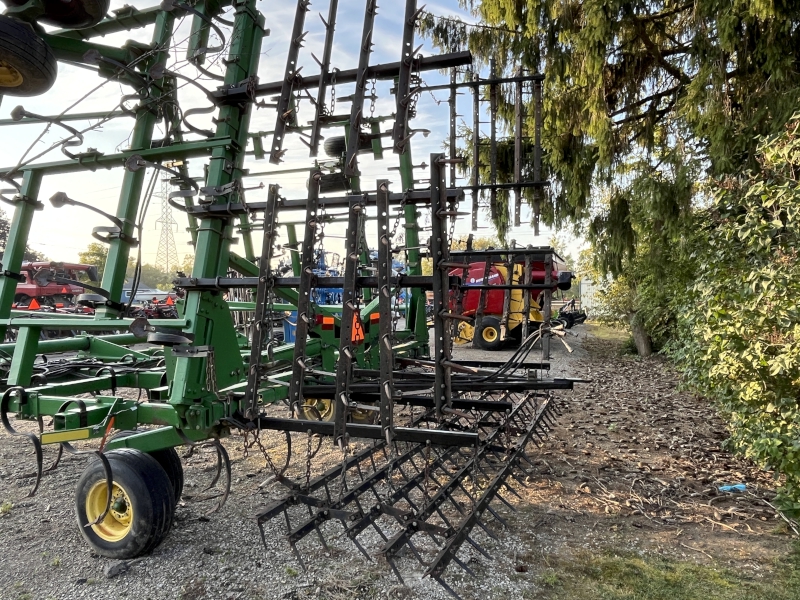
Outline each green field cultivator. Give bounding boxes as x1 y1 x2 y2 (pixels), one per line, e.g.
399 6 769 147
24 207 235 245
0 0 580 595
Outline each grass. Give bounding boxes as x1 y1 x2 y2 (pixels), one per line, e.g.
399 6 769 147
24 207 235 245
540 545 800 600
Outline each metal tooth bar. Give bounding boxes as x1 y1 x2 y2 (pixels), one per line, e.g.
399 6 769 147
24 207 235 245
377 181 395 438
343 0 378 177
270 0 311 163
288 171 322 410
307 0 340 156
430 155 452 416
392 0 417 153
333 197 365 443
243 185 279 418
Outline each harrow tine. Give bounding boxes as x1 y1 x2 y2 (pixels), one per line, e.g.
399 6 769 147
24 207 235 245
433 576 464 600
351 535 372 561
475 518 498 540
386 556 405 584
465 535 492 559
406 538 425 565
452 554 474 576
494 489 517 511
288 540 307 571
485 505 509 528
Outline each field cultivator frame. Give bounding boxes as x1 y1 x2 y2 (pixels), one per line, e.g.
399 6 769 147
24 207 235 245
0 0 582 594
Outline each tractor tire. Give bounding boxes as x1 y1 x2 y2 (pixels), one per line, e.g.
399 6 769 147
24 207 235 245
474 316 504 351
75 449 175 559
4 0 110 29
0 15 57 97
322 135 373 158
110 430 184 503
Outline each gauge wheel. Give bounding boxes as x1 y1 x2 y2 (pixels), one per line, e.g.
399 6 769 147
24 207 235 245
298 398 376 424
0 16 57 97
110 431 184 503
75 449 175 559
474 316 504 351
4 0 110 29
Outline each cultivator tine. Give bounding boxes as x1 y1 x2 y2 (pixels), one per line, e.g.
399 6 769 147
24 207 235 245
1 387 43 497
43 443 64 474
85 451 113 527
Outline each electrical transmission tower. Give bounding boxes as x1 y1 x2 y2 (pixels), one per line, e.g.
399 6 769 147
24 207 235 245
155 175 179 273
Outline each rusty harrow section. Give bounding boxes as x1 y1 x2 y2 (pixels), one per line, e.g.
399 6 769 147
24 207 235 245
255 390 556 596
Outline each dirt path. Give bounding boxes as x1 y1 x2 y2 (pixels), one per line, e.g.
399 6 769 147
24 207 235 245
0 325 797 600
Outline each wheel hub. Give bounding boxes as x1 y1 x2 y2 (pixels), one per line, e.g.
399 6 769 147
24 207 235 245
85 481 134 542
0 61 23 88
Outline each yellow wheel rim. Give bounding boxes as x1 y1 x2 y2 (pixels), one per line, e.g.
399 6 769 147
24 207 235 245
298 398 376 424
482 326 498 343
0 61 23 88
298 398 334 421
85 480 133 542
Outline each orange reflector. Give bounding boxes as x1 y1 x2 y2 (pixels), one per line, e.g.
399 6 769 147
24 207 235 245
56 303 64 308
351 314 365 344
322 316 335 330
29 298 40 310
61 287 69 294
369 313 380 323
166 296 174 305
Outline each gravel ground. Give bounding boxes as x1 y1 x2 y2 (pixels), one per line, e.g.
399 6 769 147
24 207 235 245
0 324 794 600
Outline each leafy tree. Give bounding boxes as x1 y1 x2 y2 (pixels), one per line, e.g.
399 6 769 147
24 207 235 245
77 243 108 280
0 208 47 262
78 242 174 290
677 113 800 515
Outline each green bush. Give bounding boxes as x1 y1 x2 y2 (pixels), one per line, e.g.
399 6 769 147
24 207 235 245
676 113 800 515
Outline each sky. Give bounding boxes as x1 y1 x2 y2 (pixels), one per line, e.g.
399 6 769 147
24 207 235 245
0 0 582 268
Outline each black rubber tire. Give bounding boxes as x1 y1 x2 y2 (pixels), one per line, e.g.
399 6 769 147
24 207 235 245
110 431 184 503
0 16 57 97
75 449 175 559
4 0 110 29
474 316 504 351
563 313 575 329
322 135 373 158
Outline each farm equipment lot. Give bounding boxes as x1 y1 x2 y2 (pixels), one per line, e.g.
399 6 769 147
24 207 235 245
1 325 797 600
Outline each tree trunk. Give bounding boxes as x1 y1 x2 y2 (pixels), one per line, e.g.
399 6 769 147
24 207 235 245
628 311 652 357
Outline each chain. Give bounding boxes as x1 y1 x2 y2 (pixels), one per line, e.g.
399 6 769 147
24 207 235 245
253 420 282 479
205 348 218 398
304 429 312 490
329 69 337 114
369 78 377 119
385 440 397 501
337 437 349 501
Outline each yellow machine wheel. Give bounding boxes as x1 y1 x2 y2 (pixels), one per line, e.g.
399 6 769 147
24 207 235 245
298 398 377 424
0 16 57 97
75 449 175 558
85 480 133 542
474 316 504 350
0 61 23 87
